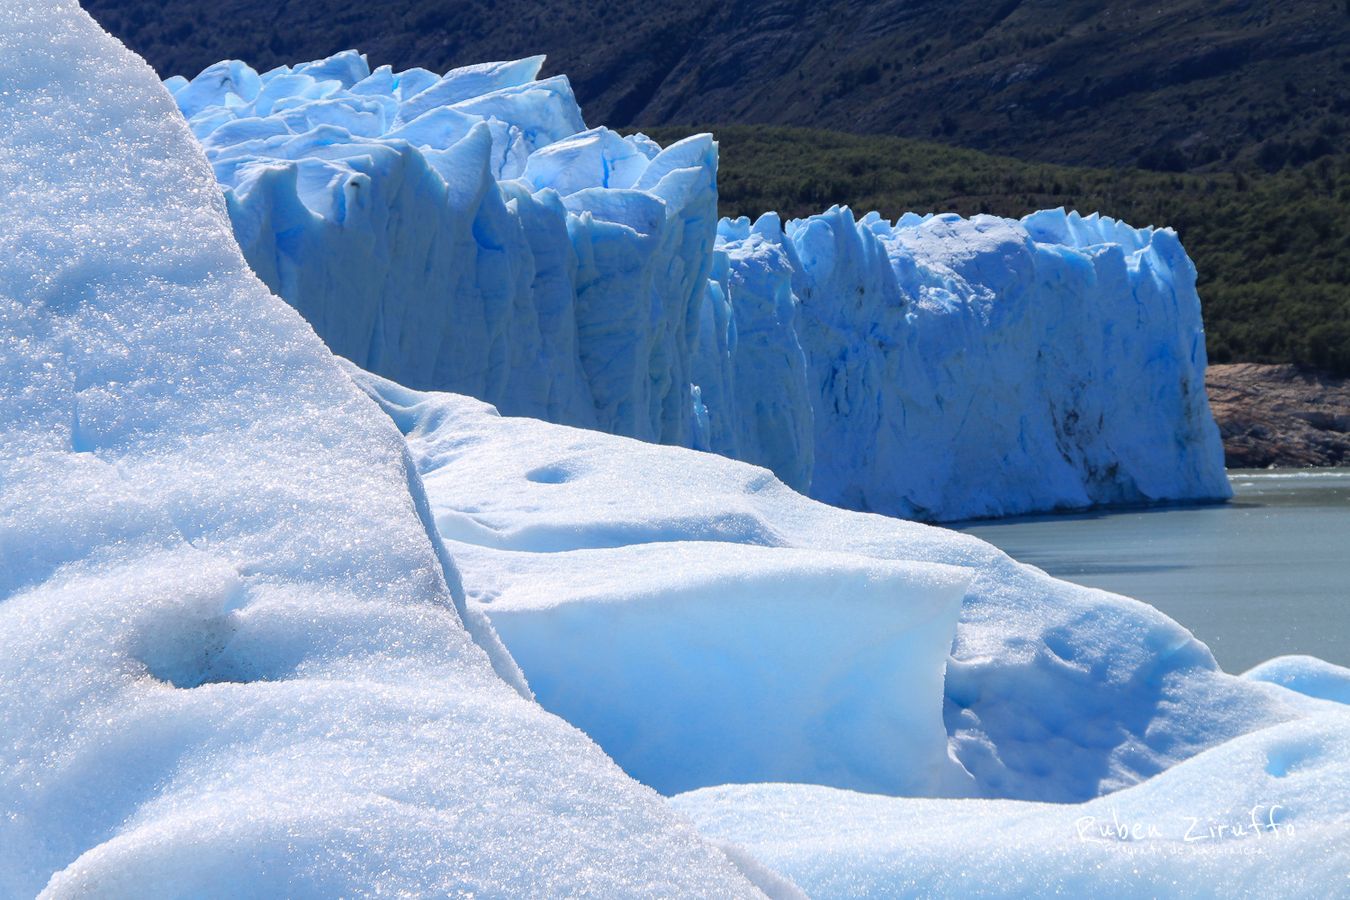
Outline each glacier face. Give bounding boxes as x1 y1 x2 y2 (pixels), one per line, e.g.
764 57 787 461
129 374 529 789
0 4 762 895
168 52 1230 522
167 52 719 452
725 208 1231 518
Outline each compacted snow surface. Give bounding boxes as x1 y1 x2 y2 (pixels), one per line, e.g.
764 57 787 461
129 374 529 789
362 374 1330 797
364 373 1350 897
167 50 1230 522
674 707 1350 897
0 3 762 895
3 3 1348 897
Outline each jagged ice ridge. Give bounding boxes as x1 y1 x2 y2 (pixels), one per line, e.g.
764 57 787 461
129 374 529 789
166 51 1231 522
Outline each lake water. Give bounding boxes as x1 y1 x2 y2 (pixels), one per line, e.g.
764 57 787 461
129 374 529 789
956 469 1350 673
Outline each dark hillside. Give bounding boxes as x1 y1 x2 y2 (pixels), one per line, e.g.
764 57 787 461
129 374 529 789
85 0 1349 172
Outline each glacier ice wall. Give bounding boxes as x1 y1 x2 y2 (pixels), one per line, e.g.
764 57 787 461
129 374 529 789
168 52 1230 521
167 52 721 453
732 207 1232 518
0 5 761 894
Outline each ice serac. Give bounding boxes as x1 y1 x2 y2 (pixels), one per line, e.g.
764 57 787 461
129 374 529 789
0 4 762 895
737 205 1232 518
172 52 1229 522
354 371 1303 805
171 52 723 450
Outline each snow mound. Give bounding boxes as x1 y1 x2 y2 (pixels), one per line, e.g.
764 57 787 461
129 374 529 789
674 706 1350 897
1245 656 1350 706
356 370 1300 803
0 3 760 895
170 52 1229 522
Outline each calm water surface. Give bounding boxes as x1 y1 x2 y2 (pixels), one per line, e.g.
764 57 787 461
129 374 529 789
957 469 1350 672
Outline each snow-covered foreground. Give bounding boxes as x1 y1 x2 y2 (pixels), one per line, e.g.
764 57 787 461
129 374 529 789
3 2 1346 896
167 51 1230 522
675 704 1350 897
363 373 1350 895
0 3 766 895
362 372 1319 805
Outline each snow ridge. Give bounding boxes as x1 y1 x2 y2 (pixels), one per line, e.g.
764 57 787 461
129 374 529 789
0 4 760 894
358 371 1301 806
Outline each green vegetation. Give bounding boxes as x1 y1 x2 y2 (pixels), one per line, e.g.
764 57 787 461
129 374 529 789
88 0 1348 173
643 126 1350 375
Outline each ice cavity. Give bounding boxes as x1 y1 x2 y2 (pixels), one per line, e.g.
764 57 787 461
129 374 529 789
170 52 1230 522
354 370 1302 804
464 541 971 797
0 4 762 895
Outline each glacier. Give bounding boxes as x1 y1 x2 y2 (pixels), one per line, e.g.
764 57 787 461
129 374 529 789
0 3 769 895
2 4 1347 894
167 51 1230 522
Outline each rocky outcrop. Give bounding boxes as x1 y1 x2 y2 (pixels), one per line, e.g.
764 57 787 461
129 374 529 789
1206 363 1350 469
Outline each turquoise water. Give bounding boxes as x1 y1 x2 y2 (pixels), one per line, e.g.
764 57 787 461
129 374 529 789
957 470 1350 673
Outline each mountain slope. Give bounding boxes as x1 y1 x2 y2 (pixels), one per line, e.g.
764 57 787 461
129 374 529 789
84 0 1349 172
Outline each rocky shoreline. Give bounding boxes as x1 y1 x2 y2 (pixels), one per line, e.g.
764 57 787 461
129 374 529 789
1206 363 1350 469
